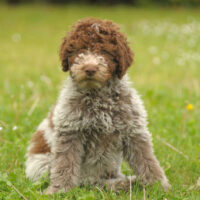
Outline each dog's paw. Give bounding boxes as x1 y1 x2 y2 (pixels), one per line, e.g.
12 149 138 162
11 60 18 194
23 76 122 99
44 185 61 195
161 178 171 192
105 175 137 193
44 185 71 195
115 176 137 192
140 176 171 193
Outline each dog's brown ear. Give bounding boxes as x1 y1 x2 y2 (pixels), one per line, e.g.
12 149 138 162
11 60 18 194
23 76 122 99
115 35 134 79
59 37 69 72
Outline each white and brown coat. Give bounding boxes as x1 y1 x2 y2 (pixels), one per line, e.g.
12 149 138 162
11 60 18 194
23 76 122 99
25 18 170 194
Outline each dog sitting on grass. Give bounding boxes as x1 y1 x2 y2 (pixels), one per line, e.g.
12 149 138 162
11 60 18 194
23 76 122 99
25 18 170 194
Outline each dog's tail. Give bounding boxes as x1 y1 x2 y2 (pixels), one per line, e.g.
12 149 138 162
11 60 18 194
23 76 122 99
25 153 52 181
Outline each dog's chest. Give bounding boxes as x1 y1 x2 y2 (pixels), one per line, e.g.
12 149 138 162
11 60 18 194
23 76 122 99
56 83 134 138
68 93 130 134
82 132 122 161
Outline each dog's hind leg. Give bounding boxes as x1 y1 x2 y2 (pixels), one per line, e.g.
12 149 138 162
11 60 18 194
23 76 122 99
25 115 54 181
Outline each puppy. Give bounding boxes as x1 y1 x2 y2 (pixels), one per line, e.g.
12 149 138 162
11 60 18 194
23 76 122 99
25 18 170 194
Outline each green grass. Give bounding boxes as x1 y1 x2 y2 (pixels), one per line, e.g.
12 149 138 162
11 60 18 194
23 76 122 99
0 4 200 200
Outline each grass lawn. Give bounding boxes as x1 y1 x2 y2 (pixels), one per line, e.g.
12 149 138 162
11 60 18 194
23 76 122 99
0 4 200 200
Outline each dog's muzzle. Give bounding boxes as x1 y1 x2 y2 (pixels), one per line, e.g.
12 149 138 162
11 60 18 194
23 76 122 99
84 64 98 77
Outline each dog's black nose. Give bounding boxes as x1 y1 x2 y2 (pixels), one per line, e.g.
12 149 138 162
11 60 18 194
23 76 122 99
85 65 97 76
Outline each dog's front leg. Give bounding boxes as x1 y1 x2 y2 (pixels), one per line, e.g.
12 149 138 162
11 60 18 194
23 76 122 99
123 132 170 191
45 133 83 195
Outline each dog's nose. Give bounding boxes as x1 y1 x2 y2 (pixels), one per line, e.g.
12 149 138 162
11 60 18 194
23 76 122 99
85 65 97 76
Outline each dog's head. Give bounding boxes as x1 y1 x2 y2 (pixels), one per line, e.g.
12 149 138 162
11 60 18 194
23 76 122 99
60 18 133 89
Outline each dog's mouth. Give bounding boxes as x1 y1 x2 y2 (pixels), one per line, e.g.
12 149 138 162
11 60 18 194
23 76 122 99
83 77 95 81
78 77 103 89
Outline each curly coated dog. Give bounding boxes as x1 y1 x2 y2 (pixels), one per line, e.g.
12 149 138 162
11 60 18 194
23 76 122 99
25 18 170 194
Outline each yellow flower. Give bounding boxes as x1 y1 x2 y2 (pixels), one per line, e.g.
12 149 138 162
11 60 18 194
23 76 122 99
186 103 194 110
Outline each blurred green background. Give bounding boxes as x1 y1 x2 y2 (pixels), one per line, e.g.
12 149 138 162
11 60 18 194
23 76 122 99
2 0 200 6
0 1 200 200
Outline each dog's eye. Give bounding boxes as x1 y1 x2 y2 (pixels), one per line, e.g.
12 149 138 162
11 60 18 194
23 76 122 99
99 57 105 62
101 50 108 55
102 50 114 57
101 50 117 63
99 29 108 35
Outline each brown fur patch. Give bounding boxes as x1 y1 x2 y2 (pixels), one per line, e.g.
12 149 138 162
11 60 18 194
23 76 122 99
29 130 51 154
59 18 133 79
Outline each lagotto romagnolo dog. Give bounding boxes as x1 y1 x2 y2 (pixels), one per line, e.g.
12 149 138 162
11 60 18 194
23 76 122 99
25 18 170 194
